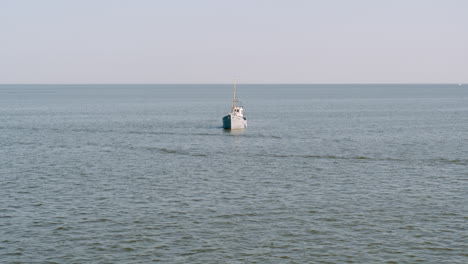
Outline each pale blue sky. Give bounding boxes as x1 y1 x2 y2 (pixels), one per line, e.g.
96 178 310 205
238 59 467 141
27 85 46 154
1 0 467 84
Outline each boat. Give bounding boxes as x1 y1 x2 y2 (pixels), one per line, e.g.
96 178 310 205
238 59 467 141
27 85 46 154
222 79 247 129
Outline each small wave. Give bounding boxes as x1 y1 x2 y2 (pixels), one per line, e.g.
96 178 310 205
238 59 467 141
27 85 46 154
183 247 220 255
264 154 374 161
425 247 456 251
303 155 371 160
3 252 22 256
193 133 219 136
270 154 290 158
264 154 435 163
140 146 179 154
264 154 468 166
129 130 223 137
317 217 338 222
128 131 177 136
241 134 282 139
81 218 112 224
70 128 116 134
159 148 178 154
433 158 468 166
141 146 208 157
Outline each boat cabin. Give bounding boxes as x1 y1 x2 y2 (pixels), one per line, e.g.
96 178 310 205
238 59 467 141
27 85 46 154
232 106 244 116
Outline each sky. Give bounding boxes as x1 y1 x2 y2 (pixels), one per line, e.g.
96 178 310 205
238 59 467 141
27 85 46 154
1 0 467 84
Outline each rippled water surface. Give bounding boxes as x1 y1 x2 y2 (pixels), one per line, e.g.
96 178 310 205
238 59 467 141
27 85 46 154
1 84 467 263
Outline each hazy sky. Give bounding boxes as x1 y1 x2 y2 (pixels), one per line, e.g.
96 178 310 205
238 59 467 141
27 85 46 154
1 0 467 84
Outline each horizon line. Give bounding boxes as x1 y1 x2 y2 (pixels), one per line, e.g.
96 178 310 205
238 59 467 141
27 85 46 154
0 83 464 86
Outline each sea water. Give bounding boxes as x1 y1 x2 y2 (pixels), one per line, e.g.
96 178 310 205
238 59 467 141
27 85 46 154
1 84 467 263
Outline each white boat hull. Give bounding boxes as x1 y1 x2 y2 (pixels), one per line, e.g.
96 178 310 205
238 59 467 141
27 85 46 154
223 114 247 129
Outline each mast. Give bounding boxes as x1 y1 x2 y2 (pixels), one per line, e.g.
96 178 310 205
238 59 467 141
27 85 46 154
232 77 237 108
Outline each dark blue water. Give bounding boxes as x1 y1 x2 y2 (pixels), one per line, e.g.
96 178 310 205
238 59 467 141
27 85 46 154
1 84 467 263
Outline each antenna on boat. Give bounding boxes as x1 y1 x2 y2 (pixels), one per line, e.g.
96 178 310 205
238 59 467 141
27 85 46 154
232 76 237 108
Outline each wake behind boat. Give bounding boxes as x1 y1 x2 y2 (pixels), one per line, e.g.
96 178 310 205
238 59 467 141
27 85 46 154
222 80 247 129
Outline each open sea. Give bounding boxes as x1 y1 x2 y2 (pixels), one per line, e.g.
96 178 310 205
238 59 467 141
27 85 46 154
1 84 467 263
